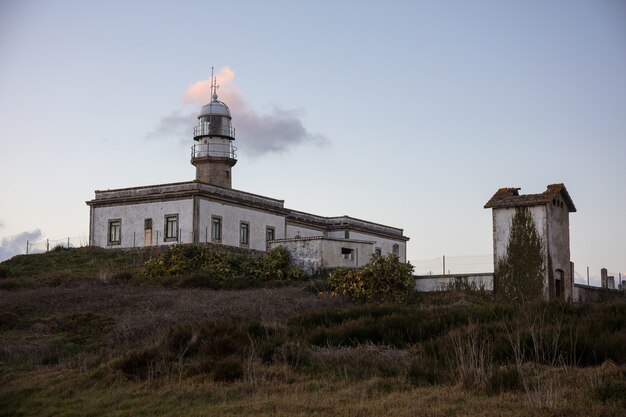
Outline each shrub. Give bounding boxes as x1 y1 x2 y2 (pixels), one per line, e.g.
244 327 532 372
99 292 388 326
273 342 310 368
0 310 19 330
140 245 303 288
487 365 522 394
255 246 303 281
408 355 443 386
495 207 545 304
594 378 626 405
212 357 244 382
117 347 161 380
0 266 9 279
330 254 415 303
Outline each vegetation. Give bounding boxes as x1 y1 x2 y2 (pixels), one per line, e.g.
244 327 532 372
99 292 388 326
496 207 545 304
1 246 625 416
329 254 415 303
141 244 303 288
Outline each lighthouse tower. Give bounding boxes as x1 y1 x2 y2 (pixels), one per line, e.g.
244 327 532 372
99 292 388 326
191 71 237 189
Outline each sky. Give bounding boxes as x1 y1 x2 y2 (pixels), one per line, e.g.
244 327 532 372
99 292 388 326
0 0 624 284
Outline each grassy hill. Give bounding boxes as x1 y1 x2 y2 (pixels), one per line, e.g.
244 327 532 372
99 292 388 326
1 247 625 416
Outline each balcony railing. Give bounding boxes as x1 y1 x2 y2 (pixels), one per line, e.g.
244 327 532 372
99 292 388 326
193 122 236 139
191 143 237 159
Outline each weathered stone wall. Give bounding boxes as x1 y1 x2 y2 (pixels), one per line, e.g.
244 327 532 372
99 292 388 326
269 238 323 275
546 197 573 301
573 284 625 303
269 237 375 275
414 273 494 292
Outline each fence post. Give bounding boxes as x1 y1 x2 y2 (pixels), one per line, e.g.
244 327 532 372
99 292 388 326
26 240 29 255
443 255 445 275
47 239 49 252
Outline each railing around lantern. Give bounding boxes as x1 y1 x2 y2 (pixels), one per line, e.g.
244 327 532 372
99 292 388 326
193 122 236 138
191 143 237 159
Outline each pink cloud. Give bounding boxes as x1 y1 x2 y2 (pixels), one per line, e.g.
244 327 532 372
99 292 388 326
149 66 328 157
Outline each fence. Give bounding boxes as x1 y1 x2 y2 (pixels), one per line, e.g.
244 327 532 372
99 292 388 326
411 254 493 275
25 235 90 255
24 227 218 255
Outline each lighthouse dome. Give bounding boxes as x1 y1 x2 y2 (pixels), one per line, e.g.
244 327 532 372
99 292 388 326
198 93 231 119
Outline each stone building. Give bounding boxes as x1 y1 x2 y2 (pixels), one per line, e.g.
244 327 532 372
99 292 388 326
484 183 576 301
86 77 409 268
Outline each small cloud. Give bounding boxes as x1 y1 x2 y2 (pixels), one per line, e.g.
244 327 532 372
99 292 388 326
0 229 43 261
150 67 328 157
146 110 196 145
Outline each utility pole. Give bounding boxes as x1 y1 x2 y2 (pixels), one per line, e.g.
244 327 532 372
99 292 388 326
587 266 590 286
443 255 445 276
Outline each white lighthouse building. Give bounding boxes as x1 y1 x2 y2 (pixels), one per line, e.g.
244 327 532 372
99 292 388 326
87 74 409 272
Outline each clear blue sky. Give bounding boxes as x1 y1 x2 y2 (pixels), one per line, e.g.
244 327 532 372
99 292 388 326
1 0 624 283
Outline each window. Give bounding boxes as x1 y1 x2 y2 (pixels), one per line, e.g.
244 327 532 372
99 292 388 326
211 216 222 242
344 230 350 239
341 247 354 260
266 226 275 242
225 171 230 178
375 248 382 256
108 219 121 245
392 244 400 256
164 214 178 241
144 218 152 230
240 222 249 246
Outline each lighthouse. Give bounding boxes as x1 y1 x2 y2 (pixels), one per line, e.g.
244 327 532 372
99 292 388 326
191 70 237 189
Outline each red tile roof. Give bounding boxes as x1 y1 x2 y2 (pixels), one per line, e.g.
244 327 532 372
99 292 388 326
484 183 576 212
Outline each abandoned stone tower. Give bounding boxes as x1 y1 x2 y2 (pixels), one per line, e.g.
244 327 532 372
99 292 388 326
484 184 576 301
86 76 409 269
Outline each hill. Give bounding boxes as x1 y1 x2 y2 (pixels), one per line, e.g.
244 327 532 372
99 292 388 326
0 247 625 416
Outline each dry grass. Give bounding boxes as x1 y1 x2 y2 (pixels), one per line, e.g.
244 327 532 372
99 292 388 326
1 264 626 416
2 364 623 417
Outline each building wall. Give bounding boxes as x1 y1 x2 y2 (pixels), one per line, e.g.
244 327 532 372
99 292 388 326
546 200 573 301
269 237 374 275
269 239 323 274
91 199 193 247
414 273 494 292
492 205 550 296
332 230 407 263
573 284 625 303
319 239 374 269
197 198 286 251
286 223 325 239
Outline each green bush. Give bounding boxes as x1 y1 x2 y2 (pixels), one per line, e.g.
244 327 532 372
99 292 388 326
140 245 303 288
329 254 414 303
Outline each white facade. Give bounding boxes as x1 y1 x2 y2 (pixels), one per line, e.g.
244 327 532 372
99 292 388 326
87 182 410 265
197 197 286 251
90 198 193 247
